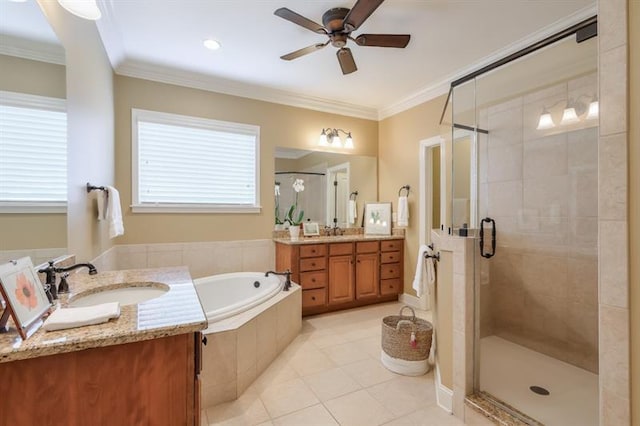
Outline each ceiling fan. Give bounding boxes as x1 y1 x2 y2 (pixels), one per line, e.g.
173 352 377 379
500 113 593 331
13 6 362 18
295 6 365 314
274 0 410 75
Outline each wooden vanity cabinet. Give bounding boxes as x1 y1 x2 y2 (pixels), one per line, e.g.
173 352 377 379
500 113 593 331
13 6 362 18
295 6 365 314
328 243 355 305
275 238 403 315
0 332 202 426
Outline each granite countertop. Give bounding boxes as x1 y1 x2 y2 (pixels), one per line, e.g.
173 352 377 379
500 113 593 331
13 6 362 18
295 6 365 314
273 234 405 245
0 267 207 363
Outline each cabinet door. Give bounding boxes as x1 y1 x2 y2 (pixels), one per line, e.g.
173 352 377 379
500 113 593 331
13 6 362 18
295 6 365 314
328 254 354 305
356 253 379 299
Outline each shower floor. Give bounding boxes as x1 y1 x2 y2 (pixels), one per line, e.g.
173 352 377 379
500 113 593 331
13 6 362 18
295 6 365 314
479 336 598 426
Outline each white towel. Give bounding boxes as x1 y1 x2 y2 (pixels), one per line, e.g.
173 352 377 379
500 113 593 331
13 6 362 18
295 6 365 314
397 196 409 227
106 185 124 239
348 200 357 225
43 302 120 331
96 190 107 221
412 244 428 297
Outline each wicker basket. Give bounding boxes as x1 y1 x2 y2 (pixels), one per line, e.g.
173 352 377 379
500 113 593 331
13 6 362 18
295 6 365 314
381 306 433 362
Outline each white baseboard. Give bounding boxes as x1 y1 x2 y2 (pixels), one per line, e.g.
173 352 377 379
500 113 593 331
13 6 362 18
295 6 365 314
435 365 453 413
399 292 430 310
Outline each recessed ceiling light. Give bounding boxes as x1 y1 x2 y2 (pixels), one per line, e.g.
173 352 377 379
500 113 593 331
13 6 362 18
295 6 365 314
203 39 221 51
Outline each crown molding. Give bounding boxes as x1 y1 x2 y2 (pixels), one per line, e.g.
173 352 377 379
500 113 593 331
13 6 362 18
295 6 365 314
377 3 598 120
0 35 64 65
116 61 379 121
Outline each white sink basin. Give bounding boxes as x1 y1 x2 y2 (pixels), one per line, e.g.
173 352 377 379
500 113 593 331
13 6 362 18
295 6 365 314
69 283 169 307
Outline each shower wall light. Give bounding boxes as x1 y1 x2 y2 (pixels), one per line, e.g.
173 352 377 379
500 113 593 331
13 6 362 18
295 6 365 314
319 128 354 149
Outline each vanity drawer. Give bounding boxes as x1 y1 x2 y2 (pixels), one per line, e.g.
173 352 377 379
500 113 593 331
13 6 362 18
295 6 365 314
381 240 402 252
299 257 326 272
300 271 327 290
300 244 326 258
356 241 379 253
380 279 402 296
381 263 401 279
329 243 353 256
302 288 326 308
381 251 400 264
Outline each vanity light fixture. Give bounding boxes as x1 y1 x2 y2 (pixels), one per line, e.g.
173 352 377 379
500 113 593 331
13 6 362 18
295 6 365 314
318 128 354 149
586 99 599 120
203 39 221 50
536 108 555 130
57 0 101 20
560 103 580 125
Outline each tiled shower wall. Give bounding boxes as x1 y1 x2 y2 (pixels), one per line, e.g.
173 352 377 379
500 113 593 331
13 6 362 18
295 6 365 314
477 72 599 373
91 239 275 279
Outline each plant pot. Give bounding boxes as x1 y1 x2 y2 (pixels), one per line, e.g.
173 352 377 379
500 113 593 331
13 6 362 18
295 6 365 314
289 225 300 239
274 224 285 231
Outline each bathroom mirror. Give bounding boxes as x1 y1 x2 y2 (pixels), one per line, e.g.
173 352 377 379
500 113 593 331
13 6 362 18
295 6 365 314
0 1 67 265
274 148 377 228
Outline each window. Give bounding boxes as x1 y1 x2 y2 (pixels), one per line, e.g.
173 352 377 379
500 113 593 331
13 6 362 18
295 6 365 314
132 109 260 213
0 91 67 213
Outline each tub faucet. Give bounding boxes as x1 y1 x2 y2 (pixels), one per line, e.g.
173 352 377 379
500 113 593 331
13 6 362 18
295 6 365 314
38 261 98 299
265 270 292 291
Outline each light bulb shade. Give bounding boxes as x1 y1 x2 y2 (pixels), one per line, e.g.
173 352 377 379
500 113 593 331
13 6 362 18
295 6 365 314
344 133 354 149
331 134 342 147
586 100 599 120
560 107 579 125
58 0 101 20
536 112 555 130
318 130 328 146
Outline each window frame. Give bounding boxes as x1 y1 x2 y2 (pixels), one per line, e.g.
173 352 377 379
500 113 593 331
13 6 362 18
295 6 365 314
0 91 67 214
131 108 261 213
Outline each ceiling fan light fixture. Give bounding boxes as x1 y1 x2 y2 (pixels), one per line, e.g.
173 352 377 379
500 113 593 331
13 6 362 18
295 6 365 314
203 39 221 50
57 0 101 20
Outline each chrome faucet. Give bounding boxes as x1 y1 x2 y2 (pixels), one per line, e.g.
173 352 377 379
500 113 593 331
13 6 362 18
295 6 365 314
265 270 292 291
38 261 98 300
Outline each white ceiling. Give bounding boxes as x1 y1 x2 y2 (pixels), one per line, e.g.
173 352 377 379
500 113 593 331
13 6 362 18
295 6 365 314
0 0 596 119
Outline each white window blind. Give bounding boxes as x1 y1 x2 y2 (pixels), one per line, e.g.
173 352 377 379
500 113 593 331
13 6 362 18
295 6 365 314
132 109 260 213
0 91 67 213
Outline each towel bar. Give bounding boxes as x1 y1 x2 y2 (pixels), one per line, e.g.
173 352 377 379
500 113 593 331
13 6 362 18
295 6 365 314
349 191 358 200
424 251 440 262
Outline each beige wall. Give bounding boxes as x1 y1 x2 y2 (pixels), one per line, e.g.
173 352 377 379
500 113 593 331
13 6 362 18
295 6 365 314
114 75 378 244
0 54 67 250
629 1 639 424
39 0 115 261
378 95 448 295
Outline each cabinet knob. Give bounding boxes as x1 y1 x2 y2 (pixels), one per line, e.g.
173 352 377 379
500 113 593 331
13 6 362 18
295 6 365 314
312 278 316 282
311 263 316 267
311 250 316 253
311 296 316 301
357 259 360 263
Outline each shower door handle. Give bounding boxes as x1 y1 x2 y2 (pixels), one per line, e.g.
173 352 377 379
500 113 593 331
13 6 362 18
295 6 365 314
479 217 496 259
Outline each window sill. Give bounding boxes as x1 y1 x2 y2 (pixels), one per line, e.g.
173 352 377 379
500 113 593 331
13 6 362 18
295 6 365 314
0 203 67 214
131 204 262 214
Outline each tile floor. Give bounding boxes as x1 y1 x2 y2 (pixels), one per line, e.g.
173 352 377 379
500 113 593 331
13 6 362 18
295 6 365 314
203 301 493 426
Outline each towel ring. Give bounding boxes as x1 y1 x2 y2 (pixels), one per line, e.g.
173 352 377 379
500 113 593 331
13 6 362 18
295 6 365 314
86 182 107 193
349 191 358 201
398 185 410 197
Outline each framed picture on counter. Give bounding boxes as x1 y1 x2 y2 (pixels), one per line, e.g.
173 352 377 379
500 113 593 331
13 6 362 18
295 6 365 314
303 222 320 236
364 202 392 235
0 257 52 339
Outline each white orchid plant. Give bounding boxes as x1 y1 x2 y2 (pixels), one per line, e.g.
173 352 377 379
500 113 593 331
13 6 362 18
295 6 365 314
285 178 305 226
274 183 283 225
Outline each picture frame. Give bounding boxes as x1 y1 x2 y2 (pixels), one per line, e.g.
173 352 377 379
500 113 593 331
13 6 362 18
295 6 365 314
364 202 392 235
302 221 320 236
0 257 52 340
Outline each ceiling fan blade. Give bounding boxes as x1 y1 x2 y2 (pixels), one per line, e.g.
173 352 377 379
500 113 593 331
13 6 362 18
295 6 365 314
337 48 357 75
280 42 329 61
274 8 327 34
355 34 410 48
343 0 385 32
